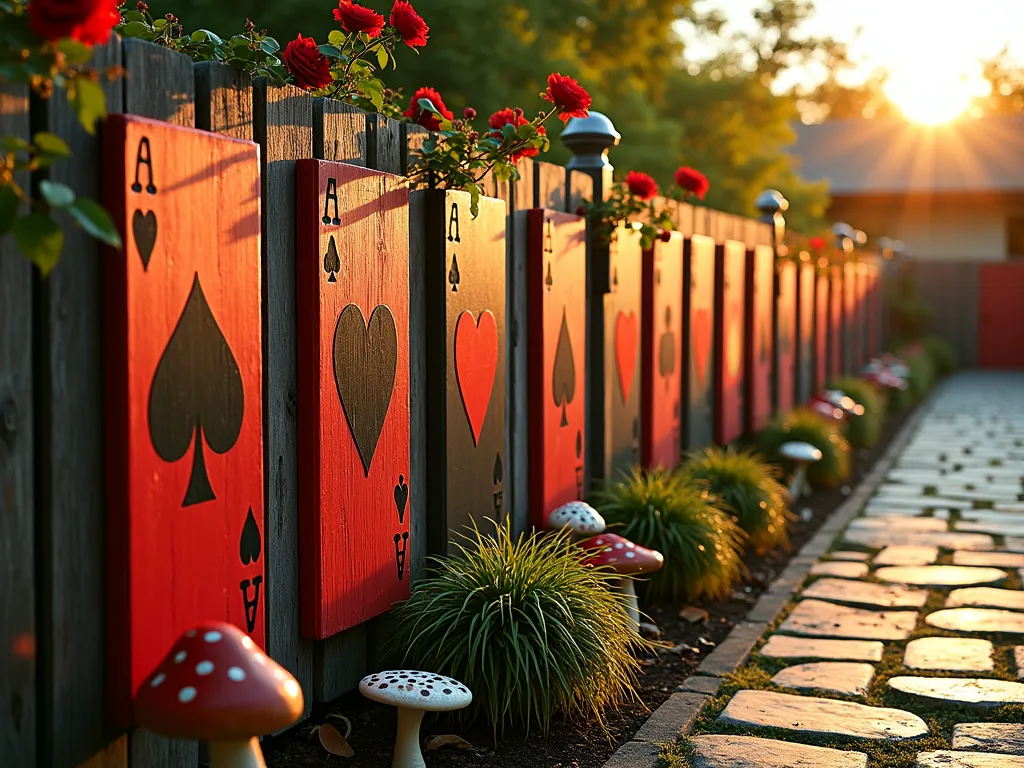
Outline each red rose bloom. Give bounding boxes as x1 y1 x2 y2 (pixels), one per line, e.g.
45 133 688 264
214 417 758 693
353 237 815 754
487 107 546 162
389 0 429 47
29 0 114 43
625 171 658 201
674 166 710 200
71 0 118 44
333 1 385 37
403 87 453 131
282 35 333 91
541 73 591 122
659 230 672 243
809 236 826 251
464 107 477 120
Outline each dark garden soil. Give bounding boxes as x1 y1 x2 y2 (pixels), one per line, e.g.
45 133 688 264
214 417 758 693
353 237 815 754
262 411 911 768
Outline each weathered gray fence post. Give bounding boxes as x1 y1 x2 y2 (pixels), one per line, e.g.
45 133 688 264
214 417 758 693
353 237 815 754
562 112 619 489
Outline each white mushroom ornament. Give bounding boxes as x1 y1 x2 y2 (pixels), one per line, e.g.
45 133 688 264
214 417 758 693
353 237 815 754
779 441 823 500
134 622 303 768
359 670 472 768
547 501 606 539
578 533 664 631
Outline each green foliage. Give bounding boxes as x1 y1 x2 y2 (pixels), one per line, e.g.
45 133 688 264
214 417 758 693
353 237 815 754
592 467 745 602
906 351 936 403
758 407 851 489
390 521 649 738
924 335 958 377
830 376 885 450
682 446 792 553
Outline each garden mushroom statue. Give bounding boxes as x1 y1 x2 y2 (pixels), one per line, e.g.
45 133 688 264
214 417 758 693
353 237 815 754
359 671 472 768
547 500 606 540
808 394 845 422
779 441 823 500
824 389 865 417
577 533 664 631
134 622 303 768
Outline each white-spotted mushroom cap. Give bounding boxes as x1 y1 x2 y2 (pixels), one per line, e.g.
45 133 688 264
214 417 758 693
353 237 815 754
359 671 472 712
548 501 606 535
134 622 303 741
779 441 823 463
577 533 664 576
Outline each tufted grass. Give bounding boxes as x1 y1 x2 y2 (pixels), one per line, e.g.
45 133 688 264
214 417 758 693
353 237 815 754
757 407 852 489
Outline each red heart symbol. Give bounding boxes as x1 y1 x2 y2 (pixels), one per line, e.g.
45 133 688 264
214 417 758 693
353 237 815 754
615 311 638 404
455 310 498 445
692 308 711 381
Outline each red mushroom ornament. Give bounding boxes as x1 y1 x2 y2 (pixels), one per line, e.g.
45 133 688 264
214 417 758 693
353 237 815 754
134 622 304 768
578 533 664 631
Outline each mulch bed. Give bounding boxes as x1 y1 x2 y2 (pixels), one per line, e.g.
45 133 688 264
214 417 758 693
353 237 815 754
262 410 911 768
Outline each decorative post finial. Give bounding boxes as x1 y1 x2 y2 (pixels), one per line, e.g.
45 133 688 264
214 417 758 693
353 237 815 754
755 189 789 250
832 222 855 253
561 111 620 201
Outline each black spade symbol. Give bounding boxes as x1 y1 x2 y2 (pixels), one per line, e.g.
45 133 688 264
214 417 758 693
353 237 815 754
552 308 575 427
239 507 261 565
659 305 676 385
133 210 157 270
333 303 397 476
448 254 460 292
148 274 244 507
394 474 409 524
575 429 582 459
323 235 341 282
493 453 503 485
545 262 553 291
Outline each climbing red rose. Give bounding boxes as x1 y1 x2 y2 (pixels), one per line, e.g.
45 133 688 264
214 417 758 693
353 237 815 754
29 0 117 44
659 230 672 243
404 87 453 131
626 171 658 201
488 107 546 162
282 35 333 91
541 73 591 122
333 1 385 37
390 0 429 47
674 167 710 200
809 236 826 251
464 107 477 120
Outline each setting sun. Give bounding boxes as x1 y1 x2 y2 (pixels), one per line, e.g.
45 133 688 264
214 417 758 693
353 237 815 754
884 65 992 125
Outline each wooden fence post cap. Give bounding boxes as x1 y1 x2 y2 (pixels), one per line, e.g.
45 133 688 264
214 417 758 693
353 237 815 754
755 189 789 220
562 111 620 171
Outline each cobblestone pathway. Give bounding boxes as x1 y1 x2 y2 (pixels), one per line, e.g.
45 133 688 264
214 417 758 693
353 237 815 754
687 373 1024 768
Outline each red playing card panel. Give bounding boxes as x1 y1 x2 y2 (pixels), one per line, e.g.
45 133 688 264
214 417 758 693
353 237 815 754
844 262 858 373
641 233 684 469
814 272 829 392
684 235 716 450
797 263 816 401
102 115 264 726
775 261 797 417
295 161 411 640
744 244 774 434
526 211 586 528
605 227 643 478
714 240 746 445
829 267 843 380
866 265 881 359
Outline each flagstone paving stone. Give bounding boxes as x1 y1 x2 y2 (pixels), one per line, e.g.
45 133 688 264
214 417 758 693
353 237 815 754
998 503 1024 512
718 690 929 740
946 587 1024 611
843 529 995 550
916 751 1024 767
1002 537 1024 552
809 561 869 579
952 723 1024 755
831 551 872 561
903 637 994 672
1015 647 1024 679
874 546 940 566
778 599 917 641
926 608 1024 634
770 662 874 696
958 520 1024 536
758 636 884 662
874 565 1008 587
952 547 1024 567
889 676 1024 707
801 578 929 609
849 517 948 532
688 735 868 768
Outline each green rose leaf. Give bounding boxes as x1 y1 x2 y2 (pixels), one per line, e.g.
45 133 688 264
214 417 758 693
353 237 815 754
261 37 280 54
39 180 75 209
13 213 64 276
69 198 122 248
466 182 482 218
121 10 147 22
57 38 95 65
318 44 343 59
328 30 345 46
70 78 108 135
0 136 31 153
500 123 518 142
516 123 537 140
418 97 441 115
0 186 20 236
119 20 151 37
376 46 389 70
32 132 72 158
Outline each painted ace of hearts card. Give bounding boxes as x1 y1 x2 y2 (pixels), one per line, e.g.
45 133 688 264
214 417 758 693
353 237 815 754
102 115 264 725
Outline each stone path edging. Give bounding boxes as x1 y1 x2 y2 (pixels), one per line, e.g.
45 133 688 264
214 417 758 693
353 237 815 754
600 400 935 767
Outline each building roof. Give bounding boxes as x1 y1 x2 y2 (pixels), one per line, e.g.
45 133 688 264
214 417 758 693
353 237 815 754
788 115 1024 196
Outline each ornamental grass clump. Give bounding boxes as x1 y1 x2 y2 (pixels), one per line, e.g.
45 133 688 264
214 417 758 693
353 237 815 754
390 521 648 738
830 376 885 450
592 467 745 603
758 407 851 489
683 447 793 554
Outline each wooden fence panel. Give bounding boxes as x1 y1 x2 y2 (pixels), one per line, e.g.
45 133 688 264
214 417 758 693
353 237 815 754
682 235 716 450
534 160 567 211
828 267 843 382
253 80 315 714
744 244 774 434
0 83 35 768
194 62 252 140
843 262 858 375
567 170 593 214
774 261 797 417
814 271 829 393
795 263 815 403
714 240 746 444
906 262 980 367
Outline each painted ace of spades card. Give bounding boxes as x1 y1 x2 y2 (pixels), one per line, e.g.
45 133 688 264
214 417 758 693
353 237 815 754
101 115 263 726
525 211 586 528
295 161 410 640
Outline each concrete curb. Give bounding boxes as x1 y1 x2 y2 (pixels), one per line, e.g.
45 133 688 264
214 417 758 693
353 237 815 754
599 399 933 767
